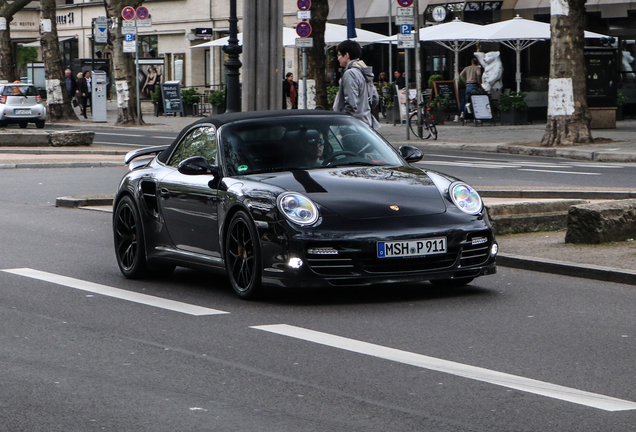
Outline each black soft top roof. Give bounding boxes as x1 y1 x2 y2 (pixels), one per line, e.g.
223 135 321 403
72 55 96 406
158 109 349 163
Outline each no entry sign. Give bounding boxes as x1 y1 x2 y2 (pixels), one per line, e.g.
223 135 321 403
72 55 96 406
122 6 135 20
397 0 413 6
296 21 312 37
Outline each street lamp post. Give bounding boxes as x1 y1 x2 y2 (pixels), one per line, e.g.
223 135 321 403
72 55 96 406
223 0 242 113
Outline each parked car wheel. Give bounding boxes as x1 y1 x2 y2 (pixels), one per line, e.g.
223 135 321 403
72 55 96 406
113 195 149 279
225 211 262 299
19 122 27 129
35 120 45 128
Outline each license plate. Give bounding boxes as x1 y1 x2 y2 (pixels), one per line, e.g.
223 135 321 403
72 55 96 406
14 109 31 115
377 237 447 258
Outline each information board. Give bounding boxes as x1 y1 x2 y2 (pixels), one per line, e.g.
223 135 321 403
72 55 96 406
585 47 618 107
470 95 492 120
432 80 459 114
160 81 184 116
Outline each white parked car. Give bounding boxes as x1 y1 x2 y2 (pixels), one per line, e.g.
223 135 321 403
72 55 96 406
0 83 47 128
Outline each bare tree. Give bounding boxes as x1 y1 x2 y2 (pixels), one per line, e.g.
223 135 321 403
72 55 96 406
104 0 144 125
307 0 328 109
541 0 593 146
40 0 78 121
0 0 33 82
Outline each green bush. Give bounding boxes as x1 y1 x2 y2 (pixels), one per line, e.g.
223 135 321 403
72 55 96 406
498 91 528 112
428 94 450 110
617 92 626 107
208 90 225 107
151 86 160 104
181 87 201 105
428 74 444 88
382 82 395 110
326 85 339 106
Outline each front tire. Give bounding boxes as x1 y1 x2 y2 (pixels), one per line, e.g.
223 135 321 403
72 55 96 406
113 195 149 279
225 211 262 299
35 120 45 129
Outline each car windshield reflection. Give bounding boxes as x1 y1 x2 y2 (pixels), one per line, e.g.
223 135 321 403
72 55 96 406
220 117 403 176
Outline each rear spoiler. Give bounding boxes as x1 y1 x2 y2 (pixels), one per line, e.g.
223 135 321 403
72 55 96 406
124 145 169 165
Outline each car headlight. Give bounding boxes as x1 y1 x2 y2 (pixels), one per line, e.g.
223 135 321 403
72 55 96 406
277 192 319 226
450 182 483 215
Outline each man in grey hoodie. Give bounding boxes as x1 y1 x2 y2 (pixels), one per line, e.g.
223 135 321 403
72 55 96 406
333 40 380 130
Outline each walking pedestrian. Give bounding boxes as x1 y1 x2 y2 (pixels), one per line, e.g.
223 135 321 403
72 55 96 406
282 72 298 109
64 68 76 99
457 57 482 121
333 40 380 130
76 72 88 118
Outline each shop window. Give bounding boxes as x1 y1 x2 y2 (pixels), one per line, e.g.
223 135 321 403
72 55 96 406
139 35 158 58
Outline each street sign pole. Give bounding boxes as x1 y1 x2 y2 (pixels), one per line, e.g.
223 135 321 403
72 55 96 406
414 0 422 139
302 48 308 109
135 18 140 121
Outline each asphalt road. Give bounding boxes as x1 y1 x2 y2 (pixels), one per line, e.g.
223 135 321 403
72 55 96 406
1 167 636 431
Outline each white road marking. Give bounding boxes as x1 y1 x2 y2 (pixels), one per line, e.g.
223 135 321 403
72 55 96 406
518 168 601 175
252 324 636 412
420 161 513 169
93 142 143 148
95 132 145 137
2 268 228 316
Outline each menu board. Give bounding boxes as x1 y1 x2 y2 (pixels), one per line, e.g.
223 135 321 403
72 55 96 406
432 80 459 114
470 95 492 120
160 81 184 116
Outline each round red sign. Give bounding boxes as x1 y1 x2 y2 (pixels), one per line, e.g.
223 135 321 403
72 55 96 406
296 21 312 37
397 0 414 6
297 0 311 11
136 6 149 20
122 6 135 20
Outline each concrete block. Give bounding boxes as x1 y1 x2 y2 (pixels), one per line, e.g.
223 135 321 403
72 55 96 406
48 130 95 147
588 107 616 129
0 131 49 146
565 199 636 244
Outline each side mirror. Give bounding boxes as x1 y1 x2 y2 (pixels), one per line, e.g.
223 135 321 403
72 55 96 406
177 156 219 176
399 145 423 163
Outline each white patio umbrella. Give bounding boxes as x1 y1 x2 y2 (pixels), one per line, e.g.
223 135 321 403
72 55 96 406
378 18 483 83
456 15 609 91
191 23 388 49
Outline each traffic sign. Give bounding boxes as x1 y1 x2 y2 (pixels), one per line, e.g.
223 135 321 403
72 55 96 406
397 0 413 6
122 6 135 20
136 6 149 20
94 16 108 44
296 21 312 37
397 33 415 48
399 24 412 34
297 0 311 11
295 37 313 48
125 33 135 42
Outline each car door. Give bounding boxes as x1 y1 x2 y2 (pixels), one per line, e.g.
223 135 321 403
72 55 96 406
158 125 221 258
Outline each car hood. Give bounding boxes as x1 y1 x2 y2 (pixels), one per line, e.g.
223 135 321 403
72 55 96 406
246 166 447 219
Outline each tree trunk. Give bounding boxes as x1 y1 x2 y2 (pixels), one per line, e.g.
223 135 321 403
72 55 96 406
307 0 329 109
104 0 144 125
541 0 593 146
40 0 78 122
0 0 33 82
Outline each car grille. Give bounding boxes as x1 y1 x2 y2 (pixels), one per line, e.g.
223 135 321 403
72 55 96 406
305 233 493 277
459 236 492 267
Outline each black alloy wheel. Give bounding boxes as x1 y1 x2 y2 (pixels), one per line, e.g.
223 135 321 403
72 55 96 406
114 195 149 279
225 211 262 299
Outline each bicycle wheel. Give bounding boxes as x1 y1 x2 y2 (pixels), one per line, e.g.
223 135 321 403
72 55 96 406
427 121 438 140
408 112 420 138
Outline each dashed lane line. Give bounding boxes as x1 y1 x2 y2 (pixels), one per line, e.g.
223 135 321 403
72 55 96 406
252 324 636 412
2 268 229 316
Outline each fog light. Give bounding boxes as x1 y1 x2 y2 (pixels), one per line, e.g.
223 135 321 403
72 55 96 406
491 243 498 256
288 257 303 269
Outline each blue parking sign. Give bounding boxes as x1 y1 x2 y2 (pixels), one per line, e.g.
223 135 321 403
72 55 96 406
125 33 135 42
400 24 412 34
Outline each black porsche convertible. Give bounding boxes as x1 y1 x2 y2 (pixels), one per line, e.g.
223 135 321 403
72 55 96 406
113 110 497 298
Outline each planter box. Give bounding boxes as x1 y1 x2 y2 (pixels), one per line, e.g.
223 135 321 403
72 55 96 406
589 107 616 129
500 109 528 125
183 104 195 117
212 105 225 116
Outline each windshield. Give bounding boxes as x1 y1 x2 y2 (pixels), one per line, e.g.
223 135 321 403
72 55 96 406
221 116 403 176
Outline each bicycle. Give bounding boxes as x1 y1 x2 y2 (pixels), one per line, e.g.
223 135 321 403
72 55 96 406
408 101 438 140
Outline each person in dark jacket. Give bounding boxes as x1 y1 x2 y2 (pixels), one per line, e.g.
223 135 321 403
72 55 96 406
64 68 76 99
76 72 87 118
282 72 298 109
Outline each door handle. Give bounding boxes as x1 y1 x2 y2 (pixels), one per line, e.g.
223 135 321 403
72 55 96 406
160 188 170 198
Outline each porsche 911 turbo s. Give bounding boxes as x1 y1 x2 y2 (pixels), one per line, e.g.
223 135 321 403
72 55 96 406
113 110 497 299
